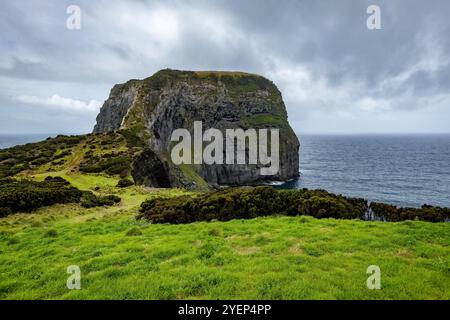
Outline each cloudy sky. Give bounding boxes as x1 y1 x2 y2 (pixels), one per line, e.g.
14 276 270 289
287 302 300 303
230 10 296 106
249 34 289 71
1 0 450 134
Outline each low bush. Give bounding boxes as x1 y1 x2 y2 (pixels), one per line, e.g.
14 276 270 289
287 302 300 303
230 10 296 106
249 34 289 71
117 179 134 188
0 177 83 216
0 176 121 216
370 202 450 222
80 193 121 208
137 186 368 224
138 186 449 224
79 151 132 176
0 132 136 178
0 135 84 178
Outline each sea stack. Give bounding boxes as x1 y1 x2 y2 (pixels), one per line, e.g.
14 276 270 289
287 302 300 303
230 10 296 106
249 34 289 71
93 69 299 188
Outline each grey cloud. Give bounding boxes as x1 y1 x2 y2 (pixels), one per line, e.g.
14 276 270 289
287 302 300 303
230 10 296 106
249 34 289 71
0 58 58 80
0 0 450 134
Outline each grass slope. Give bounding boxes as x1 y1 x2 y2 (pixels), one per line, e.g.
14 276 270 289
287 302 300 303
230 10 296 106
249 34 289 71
0 174 449 299
1 135 449 300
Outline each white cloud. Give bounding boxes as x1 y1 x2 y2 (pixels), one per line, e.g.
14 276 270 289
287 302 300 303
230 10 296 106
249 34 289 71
267 59 363 117
357 97 391 111
15 94 102 114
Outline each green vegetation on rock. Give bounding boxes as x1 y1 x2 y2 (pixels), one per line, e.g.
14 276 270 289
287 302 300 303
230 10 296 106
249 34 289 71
94 69 300 187
0 135 84 178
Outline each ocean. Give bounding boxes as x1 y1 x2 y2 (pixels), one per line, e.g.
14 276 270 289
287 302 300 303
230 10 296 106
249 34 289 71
282 134 450 208
0 134 57 149
1 133 450 208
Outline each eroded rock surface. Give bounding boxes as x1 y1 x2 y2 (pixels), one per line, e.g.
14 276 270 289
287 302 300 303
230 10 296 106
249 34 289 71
94 69 300 188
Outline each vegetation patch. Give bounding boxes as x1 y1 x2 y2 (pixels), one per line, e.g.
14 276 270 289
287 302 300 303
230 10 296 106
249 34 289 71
81 194 121 208
44 229 58 238
0 135 84 178
138 186 368 224
1 208 449 299
243 114 287 128
370 202 450 222
79 151 133 177
0 176 83 216
0 176 121 217
139 186 450 224
117 179 134 188
125 227 143 237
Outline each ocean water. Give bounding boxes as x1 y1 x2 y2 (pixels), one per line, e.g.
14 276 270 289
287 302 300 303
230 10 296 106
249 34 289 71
0 134 56 149
282 134 450 208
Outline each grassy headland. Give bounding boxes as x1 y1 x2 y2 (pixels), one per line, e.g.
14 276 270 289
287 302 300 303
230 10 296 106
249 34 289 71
0 135 449 299
1 182 449 299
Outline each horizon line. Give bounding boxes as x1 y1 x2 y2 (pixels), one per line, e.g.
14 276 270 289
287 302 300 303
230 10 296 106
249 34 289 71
1 131 450 136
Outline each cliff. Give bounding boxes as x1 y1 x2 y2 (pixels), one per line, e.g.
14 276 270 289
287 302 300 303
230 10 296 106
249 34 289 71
94 69 299 188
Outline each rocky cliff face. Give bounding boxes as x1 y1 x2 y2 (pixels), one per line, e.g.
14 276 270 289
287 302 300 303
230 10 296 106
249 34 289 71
94 69 299 188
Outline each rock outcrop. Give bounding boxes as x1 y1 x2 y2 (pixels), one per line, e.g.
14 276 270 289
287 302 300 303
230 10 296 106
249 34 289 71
131 148 171 188
94 69 299 188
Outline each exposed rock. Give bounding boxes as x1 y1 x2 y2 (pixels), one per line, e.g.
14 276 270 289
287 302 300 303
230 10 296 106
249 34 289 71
94 83 139 133
131 148 171 188
94 69 300 188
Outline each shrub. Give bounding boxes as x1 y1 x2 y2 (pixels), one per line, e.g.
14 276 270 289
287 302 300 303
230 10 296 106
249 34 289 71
137 187 449 224
117 179 134 188
370 202 450 222
79 151 133 176
81 193 121 208
138 186 368 224
0 177 83 214
0 135 84 178
0 176 121 216
0 132 135 179
0 207 13 217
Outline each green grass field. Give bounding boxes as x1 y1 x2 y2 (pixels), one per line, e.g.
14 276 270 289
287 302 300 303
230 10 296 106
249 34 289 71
0 173 449 300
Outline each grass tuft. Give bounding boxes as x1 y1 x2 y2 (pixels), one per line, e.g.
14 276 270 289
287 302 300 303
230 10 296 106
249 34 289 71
125 227 143 237
44 229 58 238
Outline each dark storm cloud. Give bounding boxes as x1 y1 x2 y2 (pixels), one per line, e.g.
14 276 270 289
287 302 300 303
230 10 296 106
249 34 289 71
0 0 449 133
215 0 450 94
